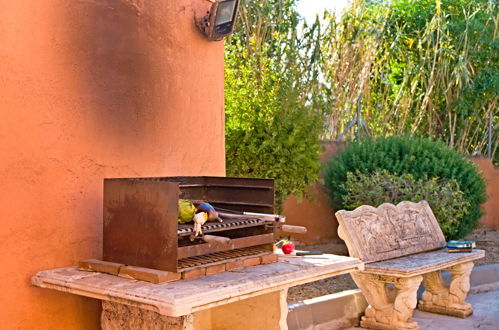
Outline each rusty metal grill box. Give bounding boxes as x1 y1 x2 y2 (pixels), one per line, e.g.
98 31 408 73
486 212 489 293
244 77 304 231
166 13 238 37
103 176 276 273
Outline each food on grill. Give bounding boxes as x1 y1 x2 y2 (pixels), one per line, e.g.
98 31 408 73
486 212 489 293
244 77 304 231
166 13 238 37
193 212 209 236
178 199 197 224
195 202 223 222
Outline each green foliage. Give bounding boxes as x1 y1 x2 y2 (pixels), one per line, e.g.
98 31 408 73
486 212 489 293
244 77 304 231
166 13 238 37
225 0 327 210
342 169 469 239
324 136 487 238
320 0 498 161
224 0 496 211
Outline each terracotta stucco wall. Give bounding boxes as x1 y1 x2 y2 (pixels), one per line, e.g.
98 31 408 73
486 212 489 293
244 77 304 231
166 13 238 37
282 142 345 244
0 0 225 328
471 157 499 229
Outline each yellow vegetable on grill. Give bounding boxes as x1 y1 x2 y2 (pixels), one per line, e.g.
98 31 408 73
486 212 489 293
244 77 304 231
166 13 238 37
178 199 196 224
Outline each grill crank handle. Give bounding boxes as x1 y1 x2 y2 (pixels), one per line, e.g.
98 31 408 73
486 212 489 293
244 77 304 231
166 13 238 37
189 234 231 244
202 235 231 245
266 224 307 234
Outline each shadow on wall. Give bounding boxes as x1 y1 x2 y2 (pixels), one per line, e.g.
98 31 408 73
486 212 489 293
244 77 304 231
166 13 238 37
60 0 224 173
65 0 160 145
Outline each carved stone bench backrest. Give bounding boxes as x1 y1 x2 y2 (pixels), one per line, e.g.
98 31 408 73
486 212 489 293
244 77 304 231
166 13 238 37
335 200 446 263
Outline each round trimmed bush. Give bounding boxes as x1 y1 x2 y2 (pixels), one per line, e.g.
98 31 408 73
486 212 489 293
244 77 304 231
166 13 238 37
324 136 487 239
342 169 470 239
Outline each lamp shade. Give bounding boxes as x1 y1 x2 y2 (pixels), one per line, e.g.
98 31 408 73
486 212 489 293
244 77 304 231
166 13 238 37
215 0 237 25
196 0 240 41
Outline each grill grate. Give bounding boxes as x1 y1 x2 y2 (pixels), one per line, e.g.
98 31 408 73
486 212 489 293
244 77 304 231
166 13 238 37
177 217 267 236
177 246 271 271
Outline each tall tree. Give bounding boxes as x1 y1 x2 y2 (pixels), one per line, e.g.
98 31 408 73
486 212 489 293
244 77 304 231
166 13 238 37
225 0 327 210
321 0 498 161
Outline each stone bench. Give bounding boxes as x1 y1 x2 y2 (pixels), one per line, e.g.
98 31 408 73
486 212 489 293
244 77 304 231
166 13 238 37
336 200 484 330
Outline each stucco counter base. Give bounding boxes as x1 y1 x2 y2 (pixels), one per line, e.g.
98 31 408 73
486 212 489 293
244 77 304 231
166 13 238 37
32 254 363 330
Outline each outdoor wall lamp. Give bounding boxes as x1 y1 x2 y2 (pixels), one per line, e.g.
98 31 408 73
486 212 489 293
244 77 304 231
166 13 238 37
196 0 240 41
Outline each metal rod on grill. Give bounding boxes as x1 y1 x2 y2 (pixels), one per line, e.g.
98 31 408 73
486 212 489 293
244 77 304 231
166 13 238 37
244 212 286 222
213 207 306 233
214 207 286 222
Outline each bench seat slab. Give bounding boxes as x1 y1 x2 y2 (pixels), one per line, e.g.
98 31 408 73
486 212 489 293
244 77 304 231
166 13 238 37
363 249 484 277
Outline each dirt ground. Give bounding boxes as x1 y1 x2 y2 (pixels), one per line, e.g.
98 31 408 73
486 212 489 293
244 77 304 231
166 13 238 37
287 227 499 303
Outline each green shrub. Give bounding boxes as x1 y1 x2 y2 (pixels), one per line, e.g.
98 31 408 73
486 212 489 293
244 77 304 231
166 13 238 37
342 170 469 239
324 136 487 239
225 0 326 211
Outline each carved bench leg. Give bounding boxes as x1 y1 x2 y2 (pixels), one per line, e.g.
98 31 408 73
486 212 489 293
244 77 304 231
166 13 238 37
419 261 474 318
351 272 423 330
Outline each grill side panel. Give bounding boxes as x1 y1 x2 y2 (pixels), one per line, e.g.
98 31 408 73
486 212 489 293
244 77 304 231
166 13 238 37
103 179 179 271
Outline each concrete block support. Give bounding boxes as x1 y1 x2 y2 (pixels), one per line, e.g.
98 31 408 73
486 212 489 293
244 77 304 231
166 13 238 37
288 290 368 330
101 290 289 330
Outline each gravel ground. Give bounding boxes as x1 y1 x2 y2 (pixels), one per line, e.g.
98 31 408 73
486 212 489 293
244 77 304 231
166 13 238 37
287 227 499 303
463 228 499 266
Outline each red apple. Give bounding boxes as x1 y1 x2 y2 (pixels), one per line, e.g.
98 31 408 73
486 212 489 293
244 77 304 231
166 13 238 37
281 242 295 254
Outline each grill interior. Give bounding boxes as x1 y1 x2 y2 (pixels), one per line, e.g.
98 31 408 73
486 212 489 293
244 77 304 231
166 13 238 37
103 176 276 273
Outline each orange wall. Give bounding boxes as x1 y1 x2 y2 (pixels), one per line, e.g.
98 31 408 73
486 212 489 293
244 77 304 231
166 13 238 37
471 157 499 229
0 0 225 329
282 142 345 244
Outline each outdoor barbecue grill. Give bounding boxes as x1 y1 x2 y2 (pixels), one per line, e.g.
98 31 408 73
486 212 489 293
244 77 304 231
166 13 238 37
103 176 297 276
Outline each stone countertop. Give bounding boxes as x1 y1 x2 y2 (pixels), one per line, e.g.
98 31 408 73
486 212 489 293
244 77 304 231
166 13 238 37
32 254 363 317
